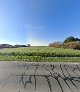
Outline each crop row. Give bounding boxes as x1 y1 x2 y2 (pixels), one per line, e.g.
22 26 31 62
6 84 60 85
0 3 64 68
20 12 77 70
0 47 80 62
0 51 80 57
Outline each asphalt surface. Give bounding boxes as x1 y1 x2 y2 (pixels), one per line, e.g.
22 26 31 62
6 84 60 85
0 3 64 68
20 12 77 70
0 62 80 92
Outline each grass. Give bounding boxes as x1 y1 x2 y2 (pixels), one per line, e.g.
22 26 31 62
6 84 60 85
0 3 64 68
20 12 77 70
0 46 80 62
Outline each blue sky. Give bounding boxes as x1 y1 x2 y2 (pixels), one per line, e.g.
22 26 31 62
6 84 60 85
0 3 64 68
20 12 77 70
0 0 80 46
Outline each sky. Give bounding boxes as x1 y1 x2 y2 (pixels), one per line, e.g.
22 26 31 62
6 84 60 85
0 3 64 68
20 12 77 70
0 0 80 46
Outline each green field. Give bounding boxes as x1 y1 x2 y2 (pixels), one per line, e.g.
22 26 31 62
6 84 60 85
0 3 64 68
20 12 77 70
0 46 80 62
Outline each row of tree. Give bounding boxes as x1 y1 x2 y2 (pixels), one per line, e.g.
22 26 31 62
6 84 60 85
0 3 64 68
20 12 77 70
0 44 31 49
49 36 80 50
64 36 80 43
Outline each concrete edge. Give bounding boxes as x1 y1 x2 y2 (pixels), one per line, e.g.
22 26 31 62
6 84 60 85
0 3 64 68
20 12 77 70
0 61 79 65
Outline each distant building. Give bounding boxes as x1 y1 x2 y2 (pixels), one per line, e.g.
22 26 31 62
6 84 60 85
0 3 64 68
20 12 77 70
0 44 13 48
14 45 27 48
0 44 27 49
27 44 30 47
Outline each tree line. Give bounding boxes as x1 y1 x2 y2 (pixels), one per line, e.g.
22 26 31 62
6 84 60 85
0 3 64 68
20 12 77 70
49 36 80 50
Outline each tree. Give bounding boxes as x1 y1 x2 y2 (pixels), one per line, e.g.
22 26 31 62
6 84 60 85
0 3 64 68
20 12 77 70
64 36 80 43
75 38 80 41
64 36 75 43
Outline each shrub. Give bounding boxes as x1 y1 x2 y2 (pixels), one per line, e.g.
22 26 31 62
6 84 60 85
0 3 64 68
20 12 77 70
49 42 63 48
62 41 80 50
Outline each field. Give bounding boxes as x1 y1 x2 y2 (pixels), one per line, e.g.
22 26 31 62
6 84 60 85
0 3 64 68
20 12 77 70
0 46 80 62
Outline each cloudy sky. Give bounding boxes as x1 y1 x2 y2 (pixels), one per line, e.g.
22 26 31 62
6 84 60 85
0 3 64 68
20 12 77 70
0 0 80 46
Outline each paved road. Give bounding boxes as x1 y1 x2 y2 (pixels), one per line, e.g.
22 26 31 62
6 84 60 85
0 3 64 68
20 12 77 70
0 62 80 92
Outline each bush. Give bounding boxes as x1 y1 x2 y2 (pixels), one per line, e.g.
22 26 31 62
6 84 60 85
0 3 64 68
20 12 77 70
49 41 80 50
62 41 80 50
49 42 63 48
